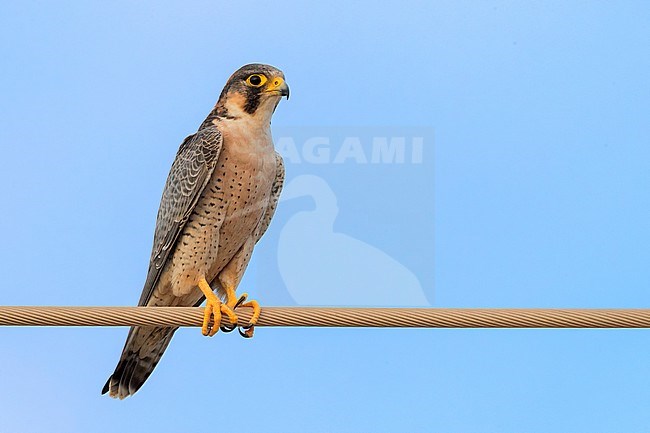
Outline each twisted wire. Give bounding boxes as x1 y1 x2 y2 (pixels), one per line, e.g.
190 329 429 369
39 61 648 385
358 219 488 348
1 306 650 328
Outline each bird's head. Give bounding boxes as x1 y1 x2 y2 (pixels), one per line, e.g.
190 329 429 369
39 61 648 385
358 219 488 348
216 63 289 124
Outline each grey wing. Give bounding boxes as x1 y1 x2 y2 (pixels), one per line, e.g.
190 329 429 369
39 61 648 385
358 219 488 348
138 126 223 306
254 152 285 242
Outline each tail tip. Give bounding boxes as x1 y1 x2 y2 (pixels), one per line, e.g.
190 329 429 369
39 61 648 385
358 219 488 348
101 378 110 396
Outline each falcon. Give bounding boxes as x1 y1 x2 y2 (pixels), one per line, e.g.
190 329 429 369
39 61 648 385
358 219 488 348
103 64 289 399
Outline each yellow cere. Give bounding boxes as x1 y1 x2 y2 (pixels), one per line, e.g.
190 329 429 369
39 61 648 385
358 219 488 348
267 77 285 91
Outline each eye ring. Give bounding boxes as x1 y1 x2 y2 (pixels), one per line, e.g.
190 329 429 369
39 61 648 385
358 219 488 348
246 74 267 87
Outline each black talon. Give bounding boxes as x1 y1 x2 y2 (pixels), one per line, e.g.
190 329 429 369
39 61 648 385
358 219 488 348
220 323 237 333
234 295 247 309
238 324 254 338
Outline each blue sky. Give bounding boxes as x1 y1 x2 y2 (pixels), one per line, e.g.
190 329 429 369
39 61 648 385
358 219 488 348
1 1 650 432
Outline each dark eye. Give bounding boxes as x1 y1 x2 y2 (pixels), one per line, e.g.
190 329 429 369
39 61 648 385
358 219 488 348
246 74 267 87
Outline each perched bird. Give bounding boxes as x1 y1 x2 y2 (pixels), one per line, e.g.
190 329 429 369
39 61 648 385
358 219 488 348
103 64 289 399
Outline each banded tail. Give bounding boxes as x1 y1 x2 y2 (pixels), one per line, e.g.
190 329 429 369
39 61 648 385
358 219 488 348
102 326 177 399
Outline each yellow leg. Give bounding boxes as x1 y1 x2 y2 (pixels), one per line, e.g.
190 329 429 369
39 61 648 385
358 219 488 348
197 277 238 337
223 285 239 309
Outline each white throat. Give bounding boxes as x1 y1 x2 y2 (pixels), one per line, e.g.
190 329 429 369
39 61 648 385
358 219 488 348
222 95 281 128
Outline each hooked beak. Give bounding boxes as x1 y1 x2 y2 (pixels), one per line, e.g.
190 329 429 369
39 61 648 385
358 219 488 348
266 77 290 100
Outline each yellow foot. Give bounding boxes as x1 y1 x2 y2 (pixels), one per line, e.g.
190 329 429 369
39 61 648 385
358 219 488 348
233 293 261 339
198 277 238 337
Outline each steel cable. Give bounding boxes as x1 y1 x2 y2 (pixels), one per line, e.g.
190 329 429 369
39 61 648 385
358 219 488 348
1 306 650 328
